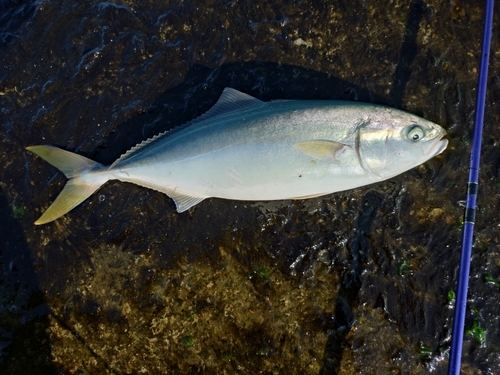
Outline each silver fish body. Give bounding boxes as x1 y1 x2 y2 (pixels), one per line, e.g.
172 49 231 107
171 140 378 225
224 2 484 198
27 88 447 224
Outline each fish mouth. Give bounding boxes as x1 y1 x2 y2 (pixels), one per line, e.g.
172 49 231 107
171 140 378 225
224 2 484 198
426 137 448 157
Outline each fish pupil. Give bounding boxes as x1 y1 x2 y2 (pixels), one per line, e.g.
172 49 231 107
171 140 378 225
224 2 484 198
407 125 424 142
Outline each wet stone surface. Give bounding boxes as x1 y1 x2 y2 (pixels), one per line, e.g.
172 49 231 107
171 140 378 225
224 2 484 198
1 0 500 374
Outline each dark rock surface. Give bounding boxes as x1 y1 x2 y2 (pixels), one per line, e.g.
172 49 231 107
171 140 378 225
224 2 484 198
1 0 499 373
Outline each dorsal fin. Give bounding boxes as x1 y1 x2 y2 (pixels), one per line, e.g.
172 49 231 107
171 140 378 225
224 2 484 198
110 88 264 169
204 87 264 116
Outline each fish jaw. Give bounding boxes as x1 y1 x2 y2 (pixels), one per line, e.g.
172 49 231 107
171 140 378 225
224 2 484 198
425 137 448 157
419 123 448 157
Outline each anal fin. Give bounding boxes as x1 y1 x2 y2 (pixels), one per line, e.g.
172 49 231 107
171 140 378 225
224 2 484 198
124 180 206 213
169 192 205 213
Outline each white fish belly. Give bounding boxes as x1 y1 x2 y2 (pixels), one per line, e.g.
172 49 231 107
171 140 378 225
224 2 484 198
115 140 376 201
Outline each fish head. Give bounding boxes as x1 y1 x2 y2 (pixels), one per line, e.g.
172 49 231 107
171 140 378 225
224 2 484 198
357 110 448 179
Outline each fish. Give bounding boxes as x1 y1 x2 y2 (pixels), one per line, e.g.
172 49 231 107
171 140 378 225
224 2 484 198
26 88 448 225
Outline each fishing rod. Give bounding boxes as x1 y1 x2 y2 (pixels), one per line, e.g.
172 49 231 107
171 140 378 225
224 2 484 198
447 1 494 374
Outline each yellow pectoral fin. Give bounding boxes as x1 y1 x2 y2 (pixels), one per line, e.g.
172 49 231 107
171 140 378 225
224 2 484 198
293 140 348 161
289 192 330 199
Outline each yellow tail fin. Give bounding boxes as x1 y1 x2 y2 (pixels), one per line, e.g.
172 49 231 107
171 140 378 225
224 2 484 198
26 146 107 225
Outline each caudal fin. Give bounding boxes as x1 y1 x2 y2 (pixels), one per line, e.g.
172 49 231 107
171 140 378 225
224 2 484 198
26 145 107 225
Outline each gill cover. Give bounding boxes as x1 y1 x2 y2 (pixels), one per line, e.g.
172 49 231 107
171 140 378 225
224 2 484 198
356 127 389 177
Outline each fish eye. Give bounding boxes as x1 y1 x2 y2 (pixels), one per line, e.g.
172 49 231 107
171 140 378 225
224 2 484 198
407 125 425 142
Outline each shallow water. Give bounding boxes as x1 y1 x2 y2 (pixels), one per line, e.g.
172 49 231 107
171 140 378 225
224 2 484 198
1 0 500 374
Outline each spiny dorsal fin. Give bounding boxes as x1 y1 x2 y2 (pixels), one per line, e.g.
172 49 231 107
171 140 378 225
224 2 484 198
110 88 264 169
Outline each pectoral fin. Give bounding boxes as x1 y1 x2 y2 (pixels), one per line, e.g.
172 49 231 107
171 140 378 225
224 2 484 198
293 140 348 161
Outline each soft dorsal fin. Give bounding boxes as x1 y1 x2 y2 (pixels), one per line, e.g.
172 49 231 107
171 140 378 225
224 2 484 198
110 88 264 169
200 87 264 118
293 140 348 161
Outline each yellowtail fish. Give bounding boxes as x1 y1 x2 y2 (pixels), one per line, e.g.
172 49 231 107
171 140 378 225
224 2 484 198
27 88 448 225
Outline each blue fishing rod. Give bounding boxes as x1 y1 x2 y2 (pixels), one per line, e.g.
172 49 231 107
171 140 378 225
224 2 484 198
447 1 494 374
